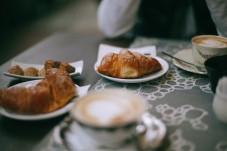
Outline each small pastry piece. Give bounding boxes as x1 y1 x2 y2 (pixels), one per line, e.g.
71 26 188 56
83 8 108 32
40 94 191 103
97 49 162 78
24 67 38 76
53 61 61 68
44 60 75 74
44 60 54 70
44 60 61 70
59 62 75 73
38 68 46 77
8 65 24 75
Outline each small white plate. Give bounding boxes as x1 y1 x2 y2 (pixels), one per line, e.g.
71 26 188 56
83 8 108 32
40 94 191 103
172 49 207 75
3 60 84 80
94 57 169 83
0 80 90 121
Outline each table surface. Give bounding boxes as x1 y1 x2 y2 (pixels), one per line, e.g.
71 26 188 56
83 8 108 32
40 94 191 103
0 33 227 151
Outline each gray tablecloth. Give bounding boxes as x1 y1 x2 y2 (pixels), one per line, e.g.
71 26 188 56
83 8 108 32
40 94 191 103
37 37 227 151
89 37 227 151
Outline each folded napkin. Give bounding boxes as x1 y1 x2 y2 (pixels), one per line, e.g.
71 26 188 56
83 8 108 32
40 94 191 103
97 44 156 65
76 84 90 97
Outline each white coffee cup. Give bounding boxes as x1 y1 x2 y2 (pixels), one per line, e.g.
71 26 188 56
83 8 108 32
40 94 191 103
213 77 227 123
70 89 147 146
191 35 227 66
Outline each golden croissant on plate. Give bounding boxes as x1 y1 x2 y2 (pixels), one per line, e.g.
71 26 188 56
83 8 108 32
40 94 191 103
97 49 162 78
0 68 76 113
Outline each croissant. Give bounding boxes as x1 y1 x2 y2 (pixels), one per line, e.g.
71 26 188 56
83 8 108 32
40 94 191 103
0 68 76 113
97 49 162 78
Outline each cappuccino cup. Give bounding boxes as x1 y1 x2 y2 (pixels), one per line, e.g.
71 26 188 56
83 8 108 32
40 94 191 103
191 35 227 66
70 89 147 147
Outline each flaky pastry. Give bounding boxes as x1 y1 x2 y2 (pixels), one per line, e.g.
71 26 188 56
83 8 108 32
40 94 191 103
97 49 162 78
0 68 76 113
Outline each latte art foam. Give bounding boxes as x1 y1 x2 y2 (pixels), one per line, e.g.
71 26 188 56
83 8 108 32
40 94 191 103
199 39 227 48
193 36 227 48
86 98 133 125
72 90 145 127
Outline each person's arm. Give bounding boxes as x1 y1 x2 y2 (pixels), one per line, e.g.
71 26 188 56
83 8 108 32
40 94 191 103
97 0 141 38
206 0 227 37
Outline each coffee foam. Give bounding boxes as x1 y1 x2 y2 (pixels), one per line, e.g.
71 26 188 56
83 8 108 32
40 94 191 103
72 90 145 127
194 37 227 48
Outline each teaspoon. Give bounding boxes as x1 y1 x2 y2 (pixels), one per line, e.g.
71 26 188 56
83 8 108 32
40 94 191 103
162 51 207 72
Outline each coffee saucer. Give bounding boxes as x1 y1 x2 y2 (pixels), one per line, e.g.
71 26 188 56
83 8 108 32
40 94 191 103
53 114 166 151
172 49 207 75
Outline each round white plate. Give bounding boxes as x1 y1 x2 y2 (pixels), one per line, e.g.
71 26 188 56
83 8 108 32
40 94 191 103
3 60 83 80
172 49 207 75
94 57 169 83
0 80 89 121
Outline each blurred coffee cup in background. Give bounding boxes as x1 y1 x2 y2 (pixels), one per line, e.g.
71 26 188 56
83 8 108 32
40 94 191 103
213 77 227 123
191 35 227 66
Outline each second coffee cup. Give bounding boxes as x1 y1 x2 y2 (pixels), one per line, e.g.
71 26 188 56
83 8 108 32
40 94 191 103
191 35 227 66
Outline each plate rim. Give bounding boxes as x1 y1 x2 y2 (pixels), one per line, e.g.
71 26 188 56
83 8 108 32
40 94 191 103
0 80 79 121
94 57 169 83
172 49 207 75
3 60 84 80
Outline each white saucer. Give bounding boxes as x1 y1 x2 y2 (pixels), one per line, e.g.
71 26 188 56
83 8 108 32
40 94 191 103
53 113 166 151
172 49 207 75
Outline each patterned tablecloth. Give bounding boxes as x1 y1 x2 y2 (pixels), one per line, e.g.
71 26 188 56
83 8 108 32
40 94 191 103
36 37 227 151
90 37 227 151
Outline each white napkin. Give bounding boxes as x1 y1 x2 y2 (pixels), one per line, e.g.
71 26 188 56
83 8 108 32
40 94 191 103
77 85 90 97
97 44 156 65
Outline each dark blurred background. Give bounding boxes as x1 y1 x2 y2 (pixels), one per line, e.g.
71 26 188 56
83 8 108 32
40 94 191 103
0 0 217 65
0 0 100 65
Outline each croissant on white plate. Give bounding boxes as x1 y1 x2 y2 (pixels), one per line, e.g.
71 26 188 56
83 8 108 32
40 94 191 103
97 49 162 78
0 68 76 113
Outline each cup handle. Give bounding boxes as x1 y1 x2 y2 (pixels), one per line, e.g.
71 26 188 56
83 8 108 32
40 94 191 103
53 117 73 151
135 112 166 150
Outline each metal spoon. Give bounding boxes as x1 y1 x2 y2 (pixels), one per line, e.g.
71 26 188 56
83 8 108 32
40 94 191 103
162 51 207 72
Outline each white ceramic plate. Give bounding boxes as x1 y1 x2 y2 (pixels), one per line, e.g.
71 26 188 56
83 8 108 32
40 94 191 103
0 80 90 121
94 57 169 83
172 49 207 75
3 60 84 80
